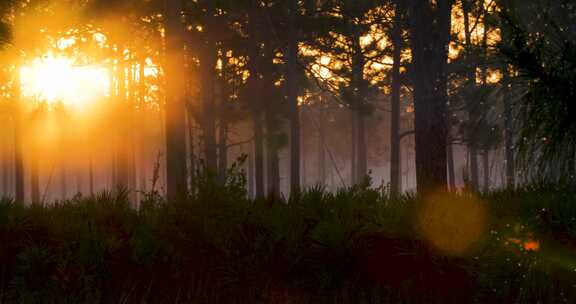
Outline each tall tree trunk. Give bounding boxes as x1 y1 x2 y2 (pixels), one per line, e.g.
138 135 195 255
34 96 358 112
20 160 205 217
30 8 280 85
127 57 137 203
1 134 7 197
248 7 265 199
253 111 265 198
13 73 24 202
408 0 452 194
351 35 367 183
216 64 228 184
248 146 255 199
390 5 403 196
187 109 196 192
14 97 24 202
30 159 39 204
447 139 456 191
76 172 82 196
201 47 218 173
89 154 94 196
500 6 515 188
136 59 147 196
217 105 228 184
356 112 367 183
287 0 301 195
462 0 480 191
115 62 130 192
503 68 515 187
350 110 357 185
265 108 280 197
318 104 326 185
164 0 189 199
61 159 67 199
482 150 490 192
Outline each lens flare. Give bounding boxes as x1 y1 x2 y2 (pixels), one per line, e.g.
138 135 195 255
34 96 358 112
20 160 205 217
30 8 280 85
20 54 110 108
418 192 488 255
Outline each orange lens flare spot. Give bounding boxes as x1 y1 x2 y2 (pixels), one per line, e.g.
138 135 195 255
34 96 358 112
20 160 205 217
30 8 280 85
523 240 540 252
418 192 488 256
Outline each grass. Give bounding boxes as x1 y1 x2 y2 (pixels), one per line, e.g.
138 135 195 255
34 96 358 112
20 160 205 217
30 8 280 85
1 174 576 303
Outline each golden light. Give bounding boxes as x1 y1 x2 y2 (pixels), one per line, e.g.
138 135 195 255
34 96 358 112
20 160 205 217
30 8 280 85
418 192 487 256
20 54 110 108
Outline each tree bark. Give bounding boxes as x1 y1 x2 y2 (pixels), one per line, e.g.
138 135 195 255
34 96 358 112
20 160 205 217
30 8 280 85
164 0 189 200
390 4 403 196
351 110 357 185
351 35 367 183
30 158 39 204
287 0 301 195
503 68 515 188
462 0 480 191
14 85 24 203
248 6 265 199
265 107 280 197
356 112 367 183
253 111 265 198
115 61 130 192
201 47 218 173
89 154 94 196
217 106 228 184
483 150 490 192
318 104 326 185
248 146 255 199
186 109 196 192
1 133 7 197
408 0 452 194
447 140 456 191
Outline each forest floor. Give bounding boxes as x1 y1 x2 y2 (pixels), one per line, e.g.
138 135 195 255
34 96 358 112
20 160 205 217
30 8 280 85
1 179 576 303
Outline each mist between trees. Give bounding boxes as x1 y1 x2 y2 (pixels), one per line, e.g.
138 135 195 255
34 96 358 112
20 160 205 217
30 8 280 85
0 0 572 202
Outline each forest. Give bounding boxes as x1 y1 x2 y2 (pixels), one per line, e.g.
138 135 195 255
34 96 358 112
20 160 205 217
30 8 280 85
0 0 575 302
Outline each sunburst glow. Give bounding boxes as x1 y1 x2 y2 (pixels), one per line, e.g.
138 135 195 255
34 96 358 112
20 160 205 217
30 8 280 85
20 54 110 107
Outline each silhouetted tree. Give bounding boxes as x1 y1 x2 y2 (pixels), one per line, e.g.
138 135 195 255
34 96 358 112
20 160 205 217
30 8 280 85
164 0 189 199
407 0 453 193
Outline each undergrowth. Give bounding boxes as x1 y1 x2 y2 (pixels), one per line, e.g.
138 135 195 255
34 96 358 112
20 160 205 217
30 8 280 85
1 171 576 303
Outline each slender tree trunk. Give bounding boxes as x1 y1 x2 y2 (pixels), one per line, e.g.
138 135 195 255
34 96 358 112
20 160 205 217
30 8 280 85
356 112 367 183
351 35 367 183
287 0 301 195
503 69 515 187
126 57 137 204
114 60 131 196
462 0 480 191
248 146 255 199
164 0 189 199
138 59 147 195
202 47 218 173
318 105 326 185
253 111 265 198
217 115 228 184
187 109 196 192
265 108 280 197
447 140 456 191
390 5 402 196
216 75 228 184
1 134 7 197
408 0 452 194
14 94 24 203
351 110 357 185
76 172 82 196
248 7 265 199
89 154 94 196
30 158 39 204
61 161 67 200
483 150 490 192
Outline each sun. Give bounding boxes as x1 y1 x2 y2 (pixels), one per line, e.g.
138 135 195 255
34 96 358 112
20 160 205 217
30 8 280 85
20 54 110 108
